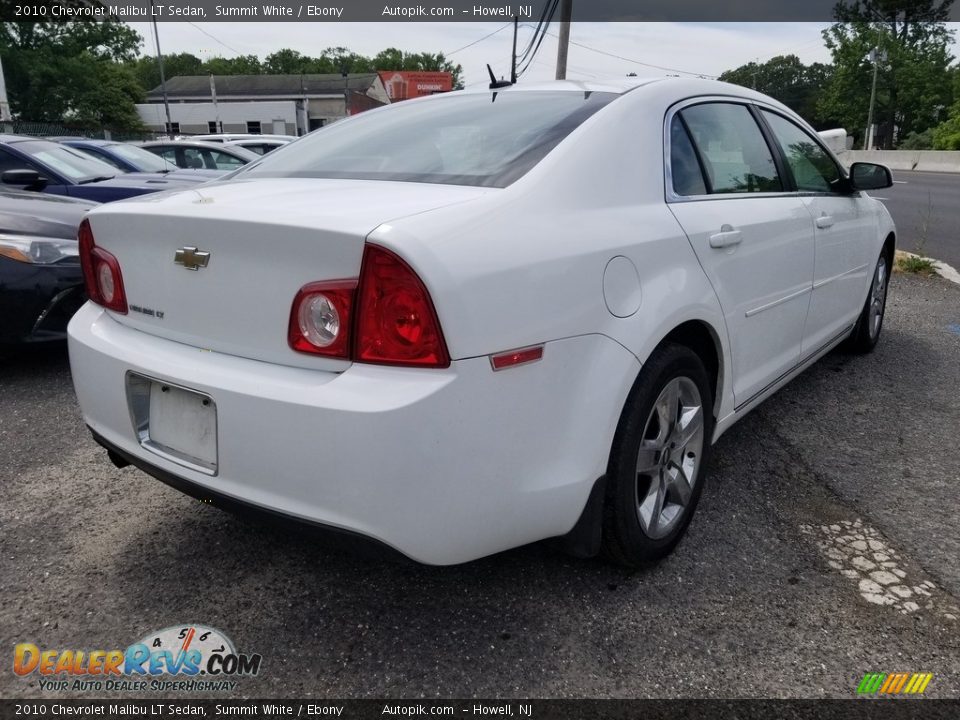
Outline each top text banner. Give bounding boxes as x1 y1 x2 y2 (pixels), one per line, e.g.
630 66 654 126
7 0 960 22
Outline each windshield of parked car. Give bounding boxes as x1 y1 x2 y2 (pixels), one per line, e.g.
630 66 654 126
238 91 619 188
15 140 119 182
108 143 179 173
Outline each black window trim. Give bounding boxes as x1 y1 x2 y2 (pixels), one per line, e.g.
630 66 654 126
753 106 851 198
663 95 849 203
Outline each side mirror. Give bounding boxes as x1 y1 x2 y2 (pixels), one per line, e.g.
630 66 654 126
849 162 893 191
1 169 48 191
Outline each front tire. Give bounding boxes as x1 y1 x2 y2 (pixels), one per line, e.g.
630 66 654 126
846 251 890 354
602 343 714 567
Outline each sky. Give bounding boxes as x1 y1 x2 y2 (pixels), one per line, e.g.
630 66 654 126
126 22 847 87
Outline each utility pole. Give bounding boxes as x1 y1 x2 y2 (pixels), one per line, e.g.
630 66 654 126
209 74 220 133
510 16 518 84
0 52 12 127
555 0 573 80
864 25 886 151
149 0 172 136
341 65 349 118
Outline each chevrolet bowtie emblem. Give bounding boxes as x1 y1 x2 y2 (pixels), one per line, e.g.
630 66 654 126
174 246 211 271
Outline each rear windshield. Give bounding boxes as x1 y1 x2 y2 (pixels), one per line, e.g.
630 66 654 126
238 91 618 188
109 143 178 172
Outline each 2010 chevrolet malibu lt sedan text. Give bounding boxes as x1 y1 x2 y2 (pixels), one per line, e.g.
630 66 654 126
67 78 895 566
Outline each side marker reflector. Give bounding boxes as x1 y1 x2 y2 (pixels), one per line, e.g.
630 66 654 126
490 345 544 371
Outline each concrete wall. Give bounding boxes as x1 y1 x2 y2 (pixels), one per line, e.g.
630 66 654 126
136 101 297 136
836 149 960 173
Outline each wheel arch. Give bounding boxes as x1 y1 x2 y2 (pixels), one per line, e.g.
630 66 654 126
882 231 896 269
658 320 724 419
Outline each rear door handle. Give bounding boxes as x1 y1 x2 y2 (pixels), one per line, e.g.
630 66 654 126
709 225 743 249
815 215 835 229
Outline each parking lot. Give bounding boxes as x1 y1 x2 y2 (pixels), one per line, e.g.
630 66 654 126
1 271 958 699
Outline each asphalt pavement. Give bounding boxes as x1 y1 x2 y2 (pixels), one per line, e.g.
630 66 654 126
879 170 960 269
1 273 958 699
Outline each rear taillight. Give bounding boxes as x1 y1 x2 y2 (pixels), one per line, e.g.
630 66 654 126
78 218 127 314
287 282 355 358
354 244 449 368
288 244 449 368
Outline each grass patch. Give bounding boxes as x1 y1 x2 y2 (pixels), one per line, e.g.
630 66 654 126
895 250 938 276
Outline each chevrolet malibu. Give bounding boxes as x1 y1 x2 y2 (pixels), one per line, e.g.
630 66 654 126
67 79 895 566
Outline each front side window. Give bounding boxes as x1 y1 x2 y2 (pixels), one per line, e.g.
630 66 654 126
762 111 841 193
239 91 618 188
209 150 246 170
679 103 782 194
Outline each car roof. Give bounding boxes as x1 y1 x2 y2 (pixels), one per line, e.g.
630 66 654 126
0 134 41 144
436 77 791 109
226 138 289 145
138 139 260 159
196 133 295 141
141 139 248 149
60 138 113 146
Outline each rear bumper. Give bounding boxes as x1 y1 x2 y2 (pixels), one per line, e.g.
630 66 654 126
68 302 639 564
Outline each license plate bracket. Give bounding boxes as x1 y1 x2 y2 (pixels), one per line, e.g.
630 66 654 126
126 372 218 475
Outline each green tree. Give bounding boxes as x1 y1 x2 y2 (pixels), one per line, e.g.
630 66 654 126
201 55 262 76
818 0 955 148
1 8 145 128
932 112 960 148
263 48 314 74
127 52 203 93
718 55 836 127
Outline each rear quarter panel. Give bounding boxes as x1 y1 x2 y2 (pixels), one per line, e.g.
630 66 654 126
374 84 734 422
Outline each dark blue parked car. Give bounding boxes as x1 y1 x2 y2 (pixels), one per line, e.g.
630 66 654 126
0 135 198 202
0 189 94 348
60 138 222 182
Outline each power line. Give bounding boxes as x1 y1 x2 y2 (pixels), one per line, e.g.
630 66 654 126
445 22 513 57
544 31 716 78
517 0 561 78
516 0 556 65
186 22 244 57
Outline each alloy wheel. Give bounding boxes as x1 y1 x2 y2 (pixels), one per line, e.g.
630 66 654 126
635 376 705 539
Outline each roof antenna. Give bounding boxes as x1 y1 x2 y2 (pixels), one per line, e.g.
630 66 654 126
487 64 513 90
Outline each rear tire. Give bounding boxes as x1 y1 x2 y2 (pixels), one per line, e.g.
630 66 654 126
602 343 714 568
845 251 890 354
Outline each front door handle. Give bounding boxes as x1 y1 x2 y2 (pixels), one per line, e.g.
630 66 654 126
816 214 835 229
709 224 743 249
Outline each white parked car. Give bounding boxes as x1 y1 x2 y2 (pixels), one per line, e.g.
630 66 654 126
68 79 895 566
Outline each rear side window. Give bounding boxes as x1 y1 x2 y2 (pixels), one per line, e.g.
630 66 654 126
669 118 707 196
761 111 841 193
679 103 782 194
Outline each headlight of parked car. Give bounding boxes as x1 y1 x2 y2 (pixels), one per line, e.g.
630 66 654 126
0 234 79 264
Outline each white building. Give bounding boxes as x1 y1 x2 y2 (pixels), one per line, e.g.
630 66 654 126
137 73 390 136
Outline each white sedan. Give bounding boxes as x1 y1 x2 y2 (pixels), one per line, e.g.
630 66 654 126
68 78 895 566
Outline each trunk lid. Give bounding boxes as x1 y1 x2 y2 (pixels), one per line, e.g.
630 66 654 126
87 178 490 370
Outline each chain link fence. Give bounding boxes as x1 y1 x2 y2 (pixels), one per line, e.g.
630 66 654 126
0 120 167 142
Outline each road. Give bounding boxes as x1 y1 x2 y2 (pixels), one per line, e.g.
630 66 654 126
878 170 960 269
1 273 958 700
